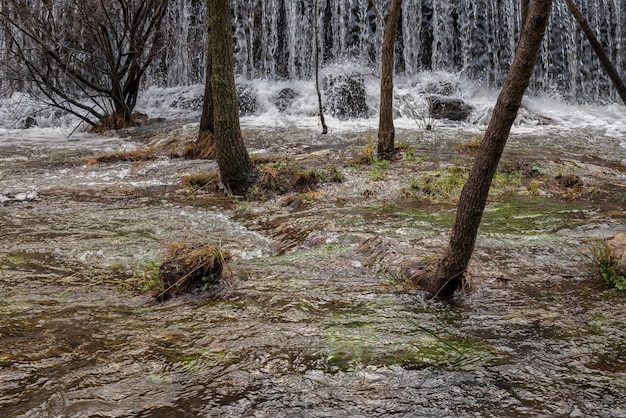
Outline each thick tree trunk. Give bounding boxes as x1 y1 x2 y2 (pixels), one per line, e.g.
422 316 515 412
200 12 214 136
417 0 554 298
187 2 216 160
209 0 257 195
377 0 403 161
564 0 626 105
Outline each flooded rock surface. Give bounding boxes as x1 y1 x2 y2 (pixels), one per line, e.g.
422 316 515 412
1 122 626 417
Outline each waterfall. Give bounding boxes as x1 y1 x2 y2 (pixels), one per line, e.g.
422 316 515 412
0 0 624 102
144 0 626 102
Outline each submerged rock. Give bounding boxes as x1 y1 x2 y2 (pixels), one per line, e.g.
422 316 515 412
323 72 368 119
427 96 472 121
236 83 257 116
274 88 298 112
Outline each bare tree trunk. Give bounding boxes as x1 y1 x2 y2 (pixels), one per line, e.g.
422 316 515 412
200 8 214 137
187 1 216 160
564 0 626 105
209 0 257 195
521 0 530 27
413 0 554 298
377 0 403 161
314 0 328 135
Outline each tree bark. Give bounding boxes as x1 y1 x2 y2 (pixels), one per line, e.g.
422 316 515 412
186 0 216 159
521 0 530 28
200 7 214 137
564 0 626 105
209 0 257 195
417 0 554 298
314 0 328 135
377 0 403 161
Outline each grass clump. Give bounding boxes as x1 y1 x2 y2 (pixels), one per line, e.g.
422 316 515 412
412 165 468 202
153 242 232 301
253 159 343 200
369 160 389 181
183 132 216 160
90 111 148 133
182 172 221 193
455 134 482 154
349 133 376 166
87 148 157 165
587 237 626 290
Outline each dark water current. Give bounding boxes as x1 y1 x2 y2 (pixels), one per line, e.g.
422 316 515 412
1 124 626 417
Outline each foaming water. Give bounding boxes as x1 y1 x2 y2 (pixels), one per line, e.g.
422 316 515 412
134 71 626 141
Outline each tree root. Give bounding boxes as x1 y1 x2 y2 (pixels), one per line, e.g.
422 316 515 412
399 258 469 299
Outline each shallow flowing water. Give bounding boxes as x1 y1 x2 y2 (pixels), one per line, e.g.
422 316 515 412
1 121 626 417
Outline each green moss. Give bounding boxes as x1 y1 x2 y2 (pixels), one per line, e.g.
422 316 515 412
369 167 387 181
268 244 351 265
411 165 468 202
480 196 590 236
311 325 498 373
177 349 241 374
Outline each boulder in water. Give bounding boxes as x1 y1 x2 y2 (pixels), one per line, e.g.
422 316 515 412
18 116 37 129
323 72 368 120
236 83 257 116
427 96 472 121
273 88 298 112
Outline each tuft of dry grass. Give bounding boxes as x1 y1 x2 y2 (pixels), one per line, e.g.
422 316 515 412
182 172 221 193
155 242 231 301
90 111 148 133
184 132 216 160
455 134 482 154
87 149 157 165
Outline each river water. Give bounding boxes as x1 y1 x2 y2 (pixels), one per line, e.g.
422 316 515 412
1 105 626 417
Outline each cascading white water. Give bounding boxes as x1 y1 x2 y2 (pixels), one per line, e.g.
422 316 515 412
148 0 626 102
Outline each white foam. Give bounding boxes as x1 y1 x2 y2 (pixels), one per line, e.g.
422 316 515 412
1 70 625 143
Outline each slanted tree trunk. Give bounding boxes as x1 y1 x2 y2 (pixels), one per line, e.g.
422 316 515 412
314 0 328 135
209 0 257 195
413 0 554 298
377 0 403 161
564 0 626 105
